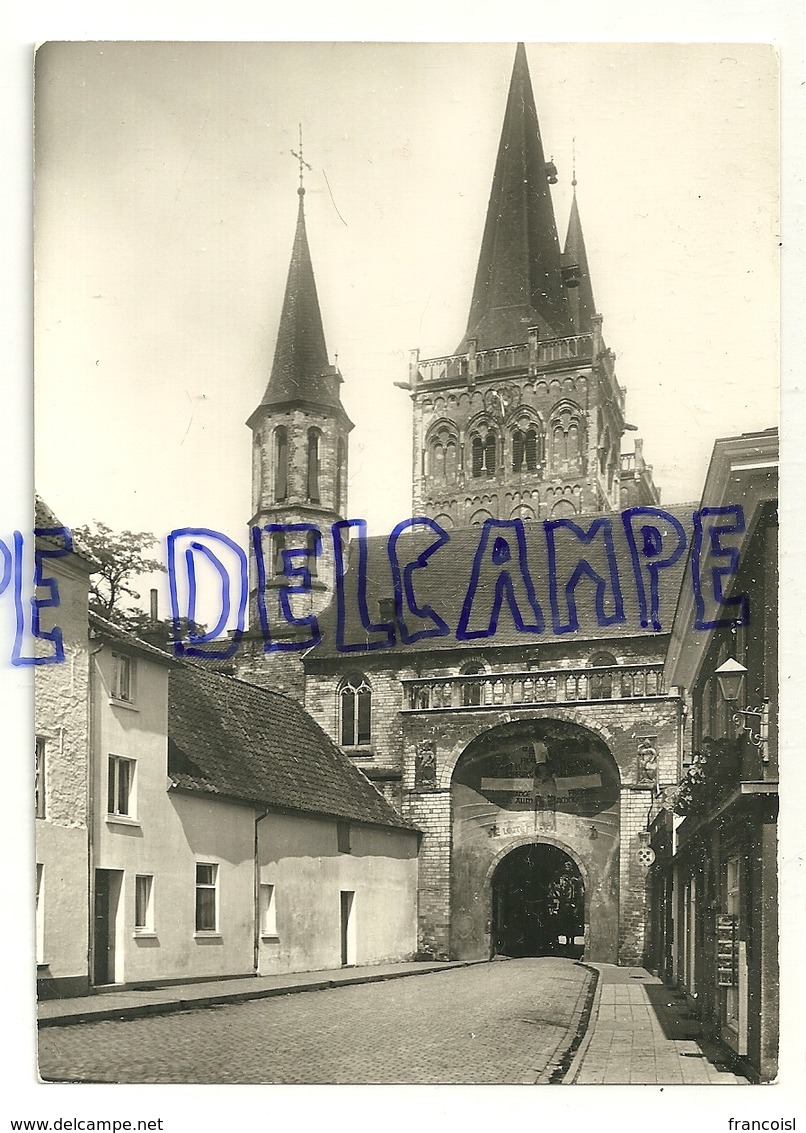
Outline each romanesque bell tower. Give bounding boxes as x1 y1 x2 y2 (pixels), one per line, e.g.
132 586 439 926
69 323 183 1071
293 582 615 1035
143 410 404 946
409 44 658 526
246 179 352 642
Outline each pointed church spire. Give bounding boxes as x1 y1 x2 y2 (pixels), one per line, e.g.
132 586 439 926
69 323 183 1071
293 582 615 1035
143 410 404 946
253 185 343 416
457 43 571 353
563 186 597 334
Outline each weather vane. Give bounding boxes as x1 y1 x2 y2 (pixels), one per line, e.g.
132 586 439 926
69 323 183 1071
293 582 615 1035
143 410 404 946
290 123 312 192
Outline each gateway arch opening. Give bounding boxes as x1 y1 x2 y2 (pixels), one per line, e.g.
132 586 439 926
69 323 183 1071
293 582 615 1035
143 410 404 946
492 844 584 958
450 717 621 962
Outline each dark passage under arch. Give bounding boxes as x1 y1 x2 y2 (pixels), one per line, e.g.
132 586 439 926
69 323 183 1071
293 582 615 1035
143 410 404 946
492 843 584 959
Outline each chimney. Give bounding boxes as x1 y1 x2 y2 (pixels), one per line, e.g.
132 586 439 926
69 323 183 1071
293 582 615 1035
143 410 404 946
150 588 159 623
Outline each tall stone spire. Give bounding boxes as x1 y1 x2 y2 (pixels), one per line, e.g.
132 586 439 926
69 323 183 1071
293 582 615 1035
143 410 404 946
251 186 343 418
457 43 571 353
563 187 596 335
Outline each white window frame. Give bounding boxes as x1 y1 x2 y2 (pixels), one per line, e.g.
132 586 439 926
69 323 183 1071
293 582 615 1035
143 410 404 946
107 755 136 819
195 862 219 935
134 874 155 935
35 736 46 819
36 863 45 964
259 883 277 938
111 651 136 703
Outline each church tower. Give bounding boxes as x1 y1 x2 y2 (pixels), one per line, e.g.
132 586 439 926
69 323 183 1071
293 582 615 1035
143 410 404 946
409 44 652 526
246 178 352 639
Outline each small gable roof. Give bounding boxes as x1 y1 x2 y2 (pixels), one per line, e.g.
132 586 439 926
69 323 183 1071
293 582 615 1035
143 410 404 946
168 663 413 831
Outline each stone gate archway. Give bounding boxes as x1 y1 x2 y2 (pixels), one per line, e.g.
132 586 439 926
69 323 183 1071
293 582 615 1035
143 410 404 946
449 717 620 962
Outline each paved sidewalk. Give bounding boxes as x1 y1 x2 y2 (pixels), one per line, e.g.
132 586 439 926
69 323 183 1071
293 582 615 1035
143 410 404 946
38 959 482 1028
567 965 747 1084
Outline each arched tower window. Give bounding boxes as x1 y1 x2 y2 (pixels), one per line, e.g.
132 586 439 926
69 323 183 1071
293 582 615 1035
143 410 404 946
307 429 320 502
306 529 319 578
271 530 286 578
427 424 459 485
550 403 585 473
274 427 288 502
483 431 497 474
471 436 484 477
512 426 542 472
339 673 371 747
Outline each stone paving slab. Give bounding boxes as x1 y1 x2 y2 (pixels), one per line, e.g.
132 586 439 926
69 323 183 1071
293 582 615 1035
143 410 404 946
568 965 747 1085
38 959 483 1027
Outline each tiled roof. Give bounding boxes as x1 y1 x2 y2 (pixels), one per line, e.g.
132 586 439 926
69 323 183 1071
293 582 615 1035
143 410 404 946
89 611 178 665
313 508 692 659
168 663 413 830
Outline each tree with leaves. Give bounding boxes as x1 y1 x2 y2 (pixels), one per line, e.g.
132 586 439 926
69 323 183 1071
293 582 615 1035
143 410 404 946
72 521 166 630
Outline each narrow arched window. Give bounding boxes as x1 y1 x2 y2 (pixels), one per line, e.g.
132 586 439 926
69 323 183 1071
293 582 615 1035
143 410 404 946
483 432 496 474
524 428 538 471
554 425 567 464
433 442 445 482
471 436 484 477
274 427 288 502
307 429 320 502
306 530 318 578
512 429 525 471
340 674 371 747
445 441 457 482
568 423 580 463
272 531 286 578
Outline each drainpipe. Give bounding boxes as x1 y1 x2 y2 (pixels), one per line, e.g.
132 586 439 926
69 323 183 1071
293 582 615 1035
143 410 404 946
86 641 104 990
253 808 270 974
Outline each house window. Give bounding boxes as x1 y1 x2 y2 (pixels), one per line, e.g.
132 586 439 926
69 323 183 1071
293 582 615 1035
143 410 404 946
111 652 135 702
107 755 135 817
135 875 154 933
274 427 288 501
307 429 320 502
339 674 371 747
36 864 44 964
195 863 218 933
259 883 277 937
35 736 46 818
337 821 352 854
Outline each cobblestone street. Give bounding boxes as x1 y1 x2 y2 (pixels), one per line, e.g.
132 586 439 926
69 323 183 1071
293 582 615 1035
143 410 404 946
38 958 594 1085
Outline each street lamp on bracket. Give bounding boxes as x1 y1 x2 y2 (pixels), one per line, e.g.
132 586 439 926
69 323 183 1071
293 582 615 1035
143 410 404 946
714 657 770 764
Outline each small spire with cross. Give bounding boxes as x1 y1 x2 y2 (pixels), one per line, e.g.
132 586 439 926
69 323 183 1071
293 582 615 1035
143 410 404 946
572 137 577 189
290 123 312 196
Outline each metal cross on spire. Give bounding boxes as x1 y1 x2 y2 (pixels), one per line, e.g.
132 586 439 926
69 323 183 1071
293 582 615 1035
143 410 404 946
290 123 312 194
572 137 577 189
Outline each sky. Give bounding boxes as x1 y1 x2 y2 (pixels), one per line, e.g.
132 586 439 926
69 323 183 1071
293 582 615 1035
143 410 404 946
33 42 780 589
